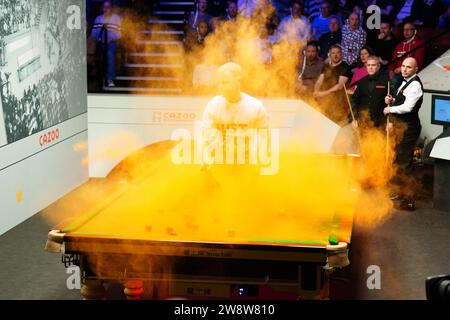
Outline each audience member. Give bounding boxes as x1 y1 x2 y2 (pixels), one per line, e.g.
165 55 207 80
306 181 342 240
221 1 239 21
271 0 292 19
341 12 367 67
184 19 210 53
318 16 342 59
336 0 357 20
208 0 228 17
237 0 260 18
304 0 322 18
348 46 376 92
368 19 398 67
313 44 352 125
187 0 212 30
91 0 121 87
350 2 364 23
272 0 311 43
296 41 324 95
390 22 425 86
350 55 389 130
311 1 341 39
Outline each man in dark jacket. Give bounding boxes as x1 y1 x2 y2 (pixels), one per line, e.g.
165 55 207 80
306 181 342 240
318 16 342 59
351 56 389 131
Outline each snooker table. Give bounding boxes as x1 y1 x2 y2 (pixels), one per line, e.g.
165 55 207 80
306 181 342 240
45 142 358 300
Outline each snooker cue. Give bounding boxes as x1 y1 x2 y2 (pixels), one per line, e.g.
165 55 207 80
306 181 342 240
386 81 391 165
343 83 361 150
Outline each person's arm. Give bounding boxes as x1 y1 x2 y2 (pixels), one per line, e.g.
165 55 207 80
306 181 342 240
349 83 361 124
314 73 324 93
271 19 285 44
388 82 423 114
117 15 122 39
325 75 349 94
91 16 101 39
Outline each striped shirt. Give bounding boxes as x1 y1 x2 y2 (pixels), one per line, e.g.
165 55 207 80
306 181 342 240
91 13 121 43
304 0 322 18
341 23 366 66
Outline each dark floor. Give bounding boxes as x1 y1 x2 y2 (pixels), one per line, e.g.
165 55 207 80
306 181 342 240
332 200 450 300
0 188 449 299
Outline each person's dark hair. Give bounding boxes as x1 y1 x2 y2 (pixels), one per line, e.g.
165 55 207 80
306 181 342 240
292 0 304 7
356 45 375 68
380 15 393 26
329 44 342 52
291 0 305 16
197 19 209 29
306 41 319 50
401 17 416 27
329 16 340 23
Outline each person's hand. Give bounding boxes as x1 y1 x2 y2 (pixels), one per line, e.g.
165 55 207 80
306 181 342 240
385 95 393 105
386 122 393 133
383 106 391 115
295 81 307 92
313 91 327 99
380 59 388 65
394 67 401 74
347 89 354 95
351 120 358 129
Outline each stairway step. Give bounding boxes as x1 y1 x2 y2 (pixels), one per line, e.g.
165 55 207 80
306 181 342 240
141 30 184 35
148 19 184 24
102 86 182 94
124 63 182 68
129 52 182 57
137 40 183 45
127 52 183 65
153 10 185 15
116 75 181 81
159 1 194 5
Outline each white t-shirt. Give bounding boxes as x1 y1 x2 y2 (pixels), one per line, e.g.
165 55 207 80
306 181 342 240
202 92 268 130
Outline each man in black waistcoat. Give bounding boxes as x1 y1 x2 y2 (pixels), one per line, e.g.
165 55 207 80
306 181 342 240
351 56 389 131
384 57 424 210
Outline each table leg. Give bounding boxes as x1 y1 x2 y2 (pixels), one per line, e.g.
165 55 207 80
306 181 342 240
124 280 144 300
320 268 332 300
80 279 106 300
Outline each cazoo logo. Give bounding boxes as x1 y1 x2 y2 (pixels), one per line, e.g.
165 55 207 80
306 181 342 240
39 129 60 147
153 111 197 123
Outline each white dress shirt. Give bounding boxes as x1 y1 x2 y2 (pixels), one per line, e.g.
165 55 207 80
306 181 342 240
390 75 423 114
